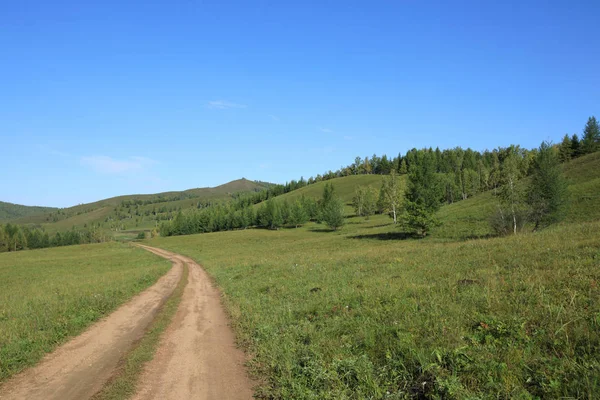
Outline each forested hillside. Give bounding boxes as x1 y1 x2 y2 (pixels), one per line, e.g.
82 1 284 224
0 201 57 222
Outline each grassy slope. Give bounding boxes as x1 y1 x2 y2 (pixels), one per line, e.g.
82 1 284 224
0 242 170 382
272 175 387 205
148 153 600 399
0 201 57 222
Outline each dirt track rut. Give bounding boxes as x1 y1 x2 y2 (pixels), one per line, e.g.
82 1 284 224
131 245 254 400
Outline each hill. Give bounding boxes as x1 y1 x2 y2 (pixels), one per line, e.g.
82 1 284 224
11 178 269 233
0 201 57 222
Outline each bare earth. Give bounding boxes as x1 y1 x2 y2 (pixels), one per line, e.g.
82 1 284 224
131 245 254 400
0 247 184 400
0 245 254 400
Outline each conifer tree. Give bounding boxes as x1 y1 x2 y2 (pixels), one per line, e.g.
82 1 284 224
402 151 442 237
582 116 600 154
571 134 581 158
289 200 309 228
558 134 573 162
322 195 345 230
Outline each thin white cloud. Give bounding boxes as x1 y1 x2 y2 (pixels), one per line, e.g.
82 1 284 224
318 127 333 133
80 155 157 174
344 135 353 141
207 100 247 110
268 114 280 121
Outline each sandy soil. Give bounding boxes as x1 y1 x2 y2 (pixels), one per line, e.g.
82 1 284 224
130 245 254 400
0 248 184 400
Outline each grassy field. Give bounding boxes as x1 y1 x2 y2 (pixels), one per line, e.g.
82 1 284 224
0 242 170 382
146 153 600 399
149 216 600 399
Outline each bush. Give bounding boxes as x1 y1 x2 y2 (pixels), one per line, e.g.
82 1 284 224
136 231 146 240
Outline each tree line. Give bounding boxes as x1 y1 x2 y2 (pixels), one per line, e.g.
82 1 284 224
0 223 110 253
159 183 347 236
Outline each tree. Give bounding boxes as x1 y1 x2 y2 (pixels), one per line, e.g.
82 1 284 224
289 200 309 228
571 134 581 158
352 186 367 217
280 200 291 226
363 186 378 219
264 198 283 229
496 151 526 235
399 159 408 174
527 141 569 230
322 196 345 230
0 226 7 252
402 151 442 237
378 170 403 224
558 134 573 162
582 116 600 154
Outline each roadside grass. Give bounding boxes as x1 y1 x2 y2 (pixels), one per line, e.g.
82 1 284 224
92 262 188 400
149 216 600 397
0 242 170 382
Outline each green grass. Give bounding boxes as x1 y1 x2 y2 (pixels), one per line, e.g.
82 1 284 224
149 217 600 399
92 262 188 400
145 153 600 399
0 242 171 382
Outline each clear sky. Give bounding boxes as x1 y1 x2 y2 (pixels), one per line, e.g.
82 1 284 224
1 0 599 207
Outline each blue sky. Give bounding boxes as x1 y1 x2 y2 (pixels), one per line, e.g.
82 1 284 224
1 0 599 207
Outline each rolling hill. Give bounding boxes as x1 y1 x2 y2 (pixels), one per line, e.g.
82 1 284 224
0 201 57 222
8 178 270 233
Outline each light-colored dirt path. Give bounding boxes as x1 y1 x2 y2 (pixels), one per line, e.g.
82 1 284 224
131 245 254 400
0 248 184 400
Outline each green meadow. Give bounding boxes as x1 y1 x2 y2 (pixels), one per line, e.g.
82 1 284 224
146 153 600 399
0 242 170 382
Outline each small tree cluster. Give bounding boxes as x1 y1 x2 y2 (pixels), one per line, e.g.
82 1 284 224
319 183 345 231
491 141 569 236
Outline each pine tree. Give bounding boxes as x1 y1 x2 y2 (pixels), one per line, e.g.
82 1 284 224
527 141 569 230
582 116 600 154
266 199 283 229
402 151 442 237
571 134 581 158
399 159 408 174
289 200 309 228
322 196 345 230
558 134 573 162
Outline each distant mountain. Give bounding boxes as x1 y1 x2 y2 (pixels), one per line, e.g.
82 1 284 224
0 201 58 222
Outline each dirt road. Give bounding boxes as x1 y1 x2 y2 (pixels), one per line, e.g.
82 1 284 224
0 245 254 400
0 247 184 400
131 245 254 400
